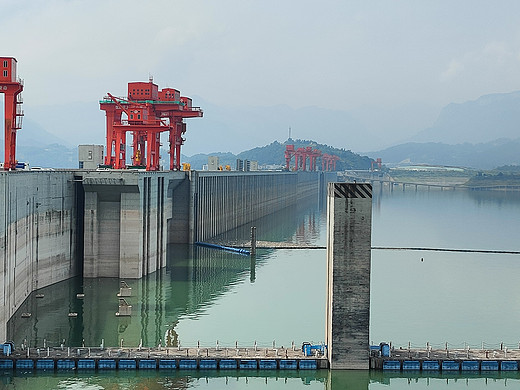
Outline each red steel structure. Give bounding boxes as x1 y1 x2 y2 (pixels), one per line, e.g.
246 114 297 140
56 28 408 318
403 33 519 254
1 57 24 170
285 144 335 171
371 157 382 171
284 144 296 170
100 80 202 171
322 153 340 171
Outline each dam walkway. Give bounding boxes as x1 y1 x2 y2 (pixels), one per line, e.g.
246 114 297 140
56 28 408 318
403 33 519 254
0 345 327 371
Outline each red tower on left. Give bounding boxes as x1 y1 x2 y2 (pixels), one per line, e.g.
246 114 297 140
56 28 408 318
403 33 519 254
0 57 24 170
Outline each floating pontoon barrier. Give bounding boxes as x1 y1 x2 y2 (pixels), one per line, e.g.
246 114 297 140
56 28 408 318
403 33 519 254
195 242 250 255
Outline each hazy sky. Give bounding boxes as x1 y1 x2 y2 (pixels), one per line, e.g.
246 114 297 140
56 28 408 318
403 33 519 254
2 0 520 153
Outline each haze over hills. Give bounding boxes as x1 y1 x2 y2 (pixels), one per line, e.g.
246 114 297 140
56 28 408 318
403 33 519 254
409 91 520 145
371 139 520 170
367 91 520 169
2 90 519 170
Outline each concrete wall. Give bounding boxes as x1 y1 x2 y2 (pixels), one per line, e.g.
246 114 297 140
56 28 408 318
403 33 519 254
191 171 319 243
0 171 80 340
326 182 372 369
82 171 172 279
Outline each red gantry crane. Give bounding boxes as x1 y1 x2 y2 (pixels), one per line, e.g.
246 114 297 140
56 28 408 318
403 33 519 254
100 79 202 171
371 157 382 171
322 153 340 171
1 57 24 170
285 144 336 171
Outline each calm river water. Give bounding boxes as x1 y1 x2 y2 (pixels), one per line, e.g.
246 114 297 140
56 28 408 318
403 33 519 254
4 185 520 389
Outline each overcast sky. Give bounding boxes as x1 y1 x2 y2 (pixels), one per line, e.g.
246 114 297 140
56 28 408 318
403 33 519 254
2 0 520 153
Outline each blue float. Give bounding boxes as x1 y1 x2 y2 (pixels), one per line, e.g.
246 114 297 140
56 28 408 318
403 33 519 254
36 359 54 370
139 359 157 369
402 360 420 370
199 359 217 369
461 361 479 371
0 360 13 369
195 242 250 255
179 359 198 369
501 361 518 371
442 361 460 371
382 360 400 370
299 360 317 370
118 359 136 369
158 359 176 369
220 359 238 369
279 360 298 370
239 359 258 369
481 361 498 371
57 359 75 370
259 359 277 369
77 359 95 369
422 360 440 371
16 359 34 370
98 359 116 369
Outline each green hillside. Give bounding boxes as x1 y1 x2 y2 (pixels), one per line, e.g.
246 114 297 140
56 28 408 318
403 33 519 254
184 139 373 170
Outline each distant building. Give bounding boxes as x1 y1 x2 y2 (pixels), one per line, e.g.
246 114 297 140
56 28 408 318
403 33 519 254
236 159 245 171
208 156 220 171
78 145 104 169
236 159 258 171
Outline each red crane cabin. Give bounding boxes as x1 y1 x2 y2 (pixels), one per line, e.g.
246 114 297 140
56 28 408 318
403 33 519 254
1 58 17 82
128 81 158 101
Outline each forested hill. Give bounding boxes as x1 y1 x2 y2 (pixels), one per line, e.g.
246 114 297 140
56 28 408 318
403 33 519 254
184 139 373 170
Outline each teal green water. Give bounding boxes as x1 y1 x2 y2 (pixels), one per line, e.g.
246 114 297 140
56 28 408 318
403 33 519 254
5 187 520 388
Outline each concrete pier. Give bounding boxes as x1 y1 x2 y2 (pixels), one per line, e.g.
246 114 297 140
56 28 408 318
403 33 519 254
82 171 172 279
326 183 372 369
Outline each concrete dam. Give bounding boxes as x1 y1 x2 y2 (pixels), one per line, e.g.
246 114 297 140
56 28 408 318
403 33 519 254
0 169 323 341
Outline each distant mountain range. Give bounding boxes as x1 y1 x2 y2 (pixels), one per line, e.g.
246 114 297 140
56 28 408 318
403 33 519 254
367 91 520 169
409 91 520 145
370 139 520 170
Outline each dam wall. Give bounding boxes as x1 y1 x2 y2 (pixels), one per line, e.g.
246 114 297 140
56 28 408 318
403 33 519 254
81 170 181 279
0 171 81 340
191 171 319 243
0 169 321 341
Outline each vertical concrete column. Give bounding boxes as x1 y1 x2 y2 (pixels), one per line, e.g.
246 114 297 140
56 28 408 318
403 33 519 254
326 182 372 369
120 192 142 279
188 171 198 244
83 191 99 278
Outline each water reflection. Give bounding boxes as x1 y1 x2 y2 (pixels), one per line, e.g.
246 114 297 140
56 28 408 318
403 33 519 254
8 200 323 349
212 197 323 246
4 370 520 389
